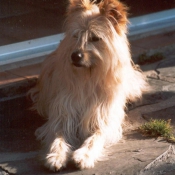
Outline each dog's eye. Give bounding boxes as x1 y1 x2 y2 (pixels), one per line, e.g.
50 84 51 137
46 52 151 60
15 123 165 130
73 35 78 39
89 36 101 42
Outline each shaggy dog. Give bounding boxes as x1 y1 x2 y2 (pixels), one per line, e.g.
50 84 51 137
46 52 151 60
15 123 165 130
29 0 146 171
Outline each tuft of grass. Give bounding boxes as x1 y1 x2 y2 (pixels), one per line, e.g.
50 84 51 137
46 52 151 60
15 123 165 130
138 119 175 143
138 52 165 65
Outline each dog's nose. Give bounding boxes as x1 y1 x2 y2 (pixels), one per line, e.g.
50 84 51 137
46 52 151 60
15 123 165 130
71 51 84 67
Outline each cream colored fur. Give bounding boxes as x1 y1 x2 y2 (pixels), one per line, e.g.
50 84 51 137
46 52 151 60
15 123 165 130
29 0 147 171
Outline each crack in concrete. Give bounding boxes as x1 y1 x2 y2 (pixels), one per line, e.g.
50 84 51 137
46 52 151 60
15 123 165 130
132 157 146 162
153 56 175 84
148 75 175 84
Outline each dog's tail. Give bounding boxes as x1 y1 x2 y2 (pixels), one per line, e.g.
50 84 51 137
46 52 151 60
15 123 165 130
124 62 149 103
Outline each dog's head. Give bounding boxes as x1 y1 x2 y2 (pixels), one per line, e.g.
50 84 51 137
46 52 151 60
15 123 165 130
63 0 129 74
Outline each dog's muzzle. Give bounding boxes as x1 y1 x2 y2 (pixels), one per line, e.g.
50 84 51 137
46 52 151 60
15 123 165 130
71 51 84 67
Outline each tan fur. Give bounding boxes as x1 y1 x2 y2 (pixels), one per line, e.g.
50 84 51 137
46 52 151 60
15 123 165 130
29 0 147 171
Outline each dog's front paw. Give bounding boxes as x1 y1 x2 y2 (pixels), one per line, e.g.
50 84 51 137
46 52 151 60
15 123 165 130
45 153 67 172
72 148 95 169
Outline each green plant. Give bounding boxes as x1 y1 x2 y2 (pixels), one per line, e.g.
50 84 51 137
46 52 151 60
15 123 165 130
138 119 175 143
137 52 165 65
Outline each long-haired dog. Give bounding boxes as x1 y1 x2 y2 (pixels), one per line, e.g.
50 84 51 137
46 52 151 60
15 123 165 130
29 0 146 171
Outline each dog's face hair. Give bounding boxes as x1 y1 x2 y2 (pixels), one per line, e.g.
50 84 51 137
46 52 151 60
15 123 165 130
90 0 103 4
62 0 129 80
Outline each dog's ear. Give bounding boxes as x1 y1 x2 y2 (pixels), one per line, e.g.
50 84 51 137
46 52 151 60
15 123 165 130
99 0 128 34
68 0 93 12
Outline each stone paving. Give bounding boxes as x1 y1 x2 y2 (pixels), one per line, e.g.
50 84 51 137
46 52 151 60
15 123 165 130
0 31 175 174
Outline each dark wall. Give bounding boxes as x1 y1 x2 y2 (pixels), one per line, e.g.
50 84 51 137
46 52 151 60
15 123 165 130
122 0 175 17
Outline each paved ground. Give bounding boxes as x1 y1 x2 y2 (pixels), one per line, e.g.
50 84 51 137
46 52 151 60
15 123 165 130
0 31 175 174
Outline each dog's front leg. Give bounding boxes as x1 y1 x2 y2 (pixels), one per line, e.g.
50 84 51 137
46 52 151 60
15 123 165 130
45 137 71 171
72 131 105 169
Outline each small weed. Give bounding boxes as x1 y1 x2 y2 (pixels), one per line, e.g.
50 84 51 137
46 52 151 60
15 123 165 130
138 52 165 65
138 119 175 143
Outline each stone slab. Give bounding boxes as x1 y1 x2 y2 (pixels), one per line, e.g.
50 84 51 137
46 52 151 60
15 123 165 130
0 133 171 175
140 145 175 175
